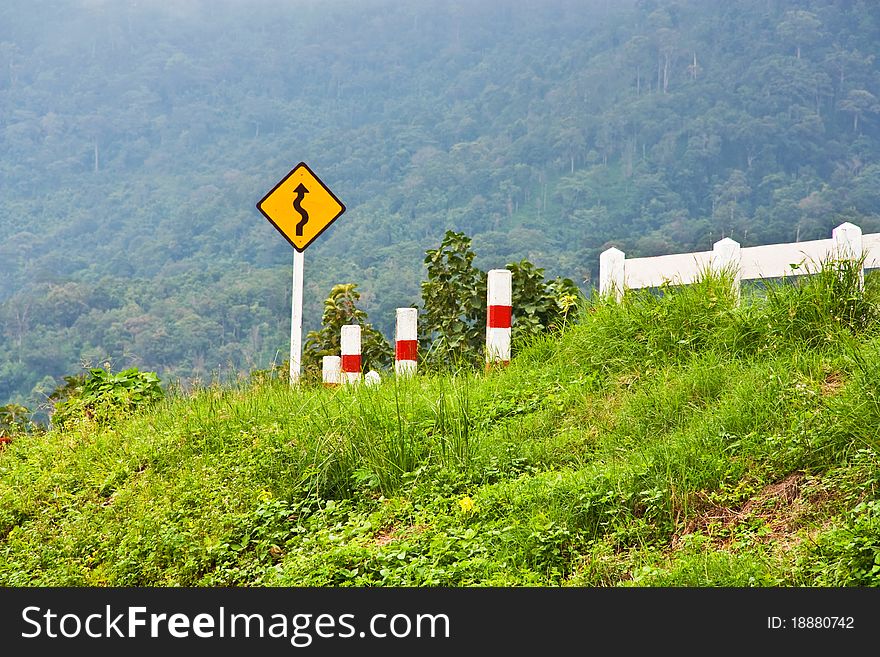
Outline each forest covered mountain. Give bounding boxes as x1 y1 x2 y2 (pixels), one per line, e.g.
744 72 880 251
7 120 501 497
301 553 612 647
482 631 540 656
2 0 880 409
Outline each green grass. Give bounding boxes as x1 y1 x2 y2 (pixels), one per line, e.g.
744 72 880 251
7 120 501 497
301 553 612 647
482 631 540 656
1 263 879 586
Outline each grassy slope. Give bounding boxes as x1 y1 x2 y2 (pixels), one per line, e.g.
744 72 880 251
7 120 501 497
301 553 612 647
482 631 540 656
1 267 879 587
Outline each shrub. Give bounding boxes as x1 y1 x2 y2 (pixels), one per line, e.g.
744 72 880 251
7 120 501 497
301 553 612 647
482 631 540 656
50 366 164 428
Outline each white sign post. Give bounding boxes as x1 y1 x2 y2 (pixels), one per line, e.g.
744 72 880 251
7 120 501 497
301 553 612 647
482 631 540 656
290 249 305 385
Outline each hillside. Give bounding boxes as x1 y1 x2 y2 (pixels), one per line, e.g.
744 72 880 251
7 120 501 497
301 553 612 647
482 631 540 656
3 0 880 408
2 266 878 586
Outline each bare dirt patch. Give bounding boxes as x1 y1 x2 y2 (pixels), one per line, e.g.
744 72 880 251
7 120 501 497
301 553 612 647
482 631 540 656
372 523 428 547
673 473 812 550
820 371 846 397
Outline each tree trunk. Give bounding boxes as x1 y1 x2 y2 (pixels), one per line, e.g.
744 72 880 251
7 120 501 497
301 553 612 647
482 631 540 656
663 52 669 93
14 304 29 363
657 56 662 93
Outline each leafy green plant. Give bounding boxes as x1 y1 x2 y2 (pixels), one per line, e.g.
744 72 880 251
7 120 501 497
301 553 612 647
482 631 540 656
0 403 35 435
50 366 164 428
507 259 580 342
797 499 880 586
420 230 487 369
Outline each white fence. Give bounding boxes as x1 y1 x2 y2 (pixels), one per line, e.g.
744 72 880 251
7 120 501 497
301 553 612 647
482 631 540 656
599 222 880 301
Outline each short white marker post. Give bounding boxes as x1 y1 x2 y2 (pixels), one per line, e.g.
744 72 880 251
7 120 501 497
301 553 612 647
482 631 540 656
486 269 512 369
341 325 362 385
322 355 341 388
832 221 864 288
395 308 418 377
599 247 625 302
364 370 381 386
712 237 742 303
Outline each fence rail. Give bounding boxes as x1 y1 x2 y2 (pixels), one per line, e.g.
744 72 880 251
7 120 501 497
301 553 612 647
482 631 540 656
599 222 878 301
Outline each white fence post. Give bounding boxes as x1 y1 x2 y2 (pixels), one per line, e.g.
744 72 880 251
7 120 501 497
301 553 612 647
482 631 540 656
395 308 418 377
322 355 341 387
486 268 512 368
711 237 742 302
341 324 362 385
832 221 864 288
599 247 625 302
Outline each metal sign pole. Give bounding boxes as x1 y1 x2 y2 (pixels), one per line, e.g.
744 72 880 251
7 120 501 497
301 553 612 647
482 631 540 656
290 249 304 385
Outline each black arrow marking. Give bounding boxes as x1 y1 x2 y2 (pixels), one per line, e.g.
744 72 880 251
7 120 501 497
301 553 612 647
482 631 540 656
293 183 309 236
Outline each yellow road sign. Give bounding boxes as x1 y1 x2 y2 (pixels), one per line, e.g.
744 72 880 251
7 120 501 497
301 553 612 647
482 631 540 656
256 162 346 252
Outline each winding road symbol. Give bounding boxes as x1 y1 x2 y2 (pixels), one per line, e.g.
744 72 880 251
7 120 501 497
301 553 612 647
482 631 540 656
292 183 309 236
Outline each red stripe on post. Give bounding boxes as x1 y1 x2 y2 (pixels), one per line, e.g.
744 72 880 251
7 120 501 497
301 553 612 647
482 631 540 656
487 305 512 329
341 354 361 373
396 339 418 361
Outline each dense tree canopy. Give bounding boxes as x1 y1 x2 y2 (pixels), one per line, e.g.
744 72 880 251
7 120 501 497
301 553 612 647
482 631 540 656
2 0 879 410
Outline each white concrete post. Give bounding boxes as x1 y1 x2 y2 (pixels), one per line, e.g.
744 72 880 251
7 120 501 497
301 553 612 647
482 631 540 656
340 324 362 385
322 355 341 388
289 250 305 385
486 269 512 368
364 370 381 386
832 222 864 288
712 237 742 302
395 308 418 377
599 247 625 302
